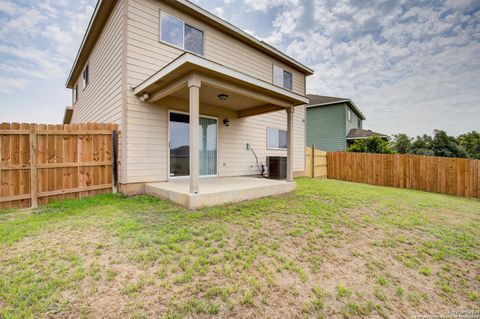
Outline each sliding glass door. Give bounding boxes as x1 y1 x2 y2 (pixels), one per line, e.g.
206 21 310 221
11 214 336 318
199 117 217 176
169 112 217 177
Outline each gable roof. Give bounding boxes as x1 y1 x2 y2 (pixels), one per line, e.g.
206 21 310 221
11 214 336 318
66 0 314 88
347 128 387 140
307 94 366 120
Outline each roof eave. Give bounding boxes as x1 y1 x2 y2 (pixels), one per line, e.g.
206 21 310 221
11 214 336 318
133 53 309 105
307 99 366 120
65 0 116 88
66 0 314 89
168 0 314 75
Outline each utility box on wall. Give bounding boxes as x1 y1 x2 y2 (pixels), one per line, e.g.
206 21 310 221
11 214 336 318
267 156 287 180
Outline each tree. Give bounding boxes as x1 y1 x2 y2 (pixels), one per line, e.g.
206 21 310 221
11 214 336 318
347 139 367 153
457 131 480 159
411 134 432 151
431 130 467 158
392 133 412 154
347 136 394 154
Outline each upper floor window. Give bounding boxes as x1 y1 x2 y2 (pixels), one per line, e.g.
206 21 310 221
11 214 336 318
347 109 352 122
72 84 78 104
357 118 362 128
160 12 204 56
273 65 292 90
267 127 287 149
82 64 89 90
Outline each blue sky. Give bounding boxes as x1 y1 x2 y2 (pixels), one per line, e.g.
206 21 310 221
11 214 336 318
0 0 479 136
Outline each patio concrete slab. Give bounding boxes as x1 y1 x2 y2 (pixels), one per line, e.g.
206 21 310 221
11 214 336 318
145 177 295 209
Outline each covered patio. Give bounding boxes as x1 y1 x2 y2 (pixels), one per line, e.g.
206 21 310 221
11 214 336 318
133 53 308 208
145 177 295 209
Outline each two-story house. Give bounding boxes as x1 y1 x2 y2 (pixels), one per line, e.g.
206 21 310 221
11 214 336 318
64 0 313 208
306 94 386 151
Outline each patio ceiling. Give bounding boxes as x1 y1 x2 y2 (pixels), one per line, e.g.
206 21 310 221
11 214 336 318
133 53 309 118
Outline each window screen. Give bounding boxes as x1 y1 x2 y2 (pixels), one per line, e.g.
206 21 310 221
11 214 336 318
82 65 89 89
283 70 292 90
184 24 204 55
160 12 204 56
273 65 293 90
73 85 78 103
267 128 287 149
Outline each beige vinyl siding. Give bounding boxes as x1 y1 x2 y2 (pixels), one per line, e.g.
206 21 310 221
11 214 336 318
71 0 124 125
125 0 305 94
123 0 307 183
218 106 306 177
125 96 305 183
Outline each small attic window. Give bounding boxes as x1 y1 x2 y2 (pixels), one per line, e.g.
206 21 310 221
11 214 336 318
73 84 78 104
347 109 352 122
82 64 89 90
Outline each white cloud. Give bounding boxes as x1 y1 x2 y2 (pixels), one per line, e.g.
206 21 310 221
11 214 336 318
243 0 297 12
213 7 225 18
0 77 28 93
230 0 480 135
0 0 94 87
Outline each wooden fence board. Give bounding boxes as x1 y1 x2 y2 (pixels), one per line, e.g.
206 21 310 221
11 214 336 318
0 123 118 209
305 146 327 178
327 152 480 199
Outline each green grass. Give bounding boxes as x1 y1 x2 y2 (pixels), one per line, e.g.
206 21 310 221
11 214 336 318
0 178 479 318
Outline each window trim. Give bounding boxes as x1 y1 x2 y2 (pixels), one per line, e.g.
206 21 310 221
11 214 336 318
347 109 352 122
159 10 205 56
72 84 78 105
272 64 293 91
266 127 288 150
82 64 89 90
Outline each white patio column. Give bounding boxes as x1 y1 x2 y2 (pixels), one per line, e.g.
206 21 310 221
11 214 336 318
188 76 201 194
286 106 294 182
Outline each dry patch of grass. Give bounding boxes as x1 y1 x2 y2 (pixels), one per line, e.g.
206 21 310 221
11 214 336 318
0 178 479 318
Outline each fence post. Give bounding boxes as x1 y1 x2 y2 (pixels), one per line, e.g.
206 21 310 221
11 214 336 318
112 129 118 193
311 144 315 178
29 126 38 208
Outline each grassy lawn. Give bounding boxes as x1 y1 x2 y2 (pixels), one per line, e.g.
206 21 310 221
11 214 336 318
0 178 479 318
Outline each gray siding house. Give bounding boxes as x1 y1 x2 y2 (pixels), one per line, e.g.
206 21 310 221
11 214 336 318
306 95 384 151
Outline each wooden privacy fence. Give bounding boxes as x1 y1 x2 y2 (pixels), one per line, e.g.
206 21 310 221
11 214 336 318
305 145 327 178
0 123 119 209
327 152 480 199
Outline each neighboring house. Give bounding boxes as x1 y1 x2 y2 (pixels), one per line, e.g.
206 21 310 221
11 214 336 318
306 95 385 151
346 128 388 147
64 0 313 208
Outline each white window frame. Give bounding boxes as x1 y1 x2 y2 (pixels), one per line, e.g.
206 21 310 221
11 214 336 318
347 109 352 122
82 64 89 90
267 127 288 150
159 11 205 56
167 110 219 180
272 64 293 91
72 84 78 104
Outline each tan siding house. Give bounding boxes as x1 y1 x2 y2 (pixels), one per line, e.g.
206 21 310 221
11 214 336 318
65 0 313 208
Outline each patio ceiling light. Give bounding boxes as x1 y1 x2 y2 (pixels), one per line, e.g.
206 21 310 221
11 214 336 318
217 93 229 101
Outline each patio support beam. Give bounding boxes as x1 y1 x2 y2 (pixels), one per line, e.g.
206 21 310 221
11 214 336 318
188 75 201 194
198 74 292 108
148 77 188 103
286 106 294 182
238 104 284 118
